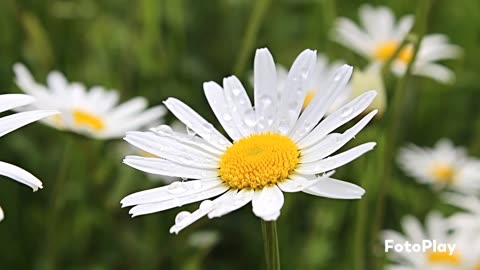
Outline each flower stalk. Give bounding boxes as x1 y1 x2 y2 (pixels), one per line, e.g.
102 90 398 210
261 220 281 270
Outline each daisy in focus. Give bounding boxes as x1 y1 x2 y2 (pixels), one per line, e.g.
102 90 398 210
121 48 378 234
383 212 480 270
398 139 480 194
13 64 166 139
333 4 462 83
0 94 58 221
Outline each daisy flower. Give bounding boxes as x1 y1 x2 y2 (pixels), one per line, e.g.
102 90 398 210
0 94 58 221
383 212 480 270
13 63 166 139
121 48 378 234
333 4 461 83
398 139 480 194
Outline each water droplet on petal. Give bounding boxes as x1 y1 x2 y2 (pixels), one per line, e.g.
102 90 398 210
243 110 257 127
175 211 192 224
341 107 353 117
152 125 173 134
278 122 290 135
199 200 214 210
232 88 241 96
223 113 232 121
260 95 273 108
168 182 187 194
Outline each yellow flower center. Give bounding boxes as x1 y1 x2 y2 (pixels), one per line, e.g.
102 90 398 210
427 251 461 265
72 109 105 131
303 89 316 109
374 41 413 64
474 262 480 270
218 133 299 189
431 163 455 183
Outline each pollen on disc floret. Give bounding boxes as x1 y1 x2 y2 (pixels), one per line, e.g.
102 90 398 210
218 133 300 189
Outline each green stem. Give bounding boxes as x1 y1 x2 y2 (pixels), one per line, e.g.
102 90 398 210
43 134 74 270
233 0 271 76
261 220 281 270
372 0 432 269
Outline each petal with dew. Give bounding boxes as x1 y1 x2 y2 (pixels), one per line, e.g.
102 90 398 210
298 91 377 149
252 185 284 221
164 98 231 150
204 81 243 140
253 48 278 132
296 142 376 175
123 156 218 179
276 49 317 134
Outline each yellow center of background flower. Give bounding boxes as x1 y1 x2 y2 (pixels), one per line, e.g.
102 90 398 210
72 109 105 131
374 41 413 64
431 163 455 183
303 89 316 109
427 251 461 265
218 133 299 189
474 263 480 270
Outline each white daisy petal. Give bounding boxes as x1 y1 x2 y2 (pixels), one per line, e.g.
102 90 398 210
129 183 229 217
109 97 148 119
334 18 374 58
393 15 414 40
276 49 317 134
208 189 254 218
151 125 223 156
296 142 376 175
276 174 328 193
164 98 231 150
254 48 278 132
252 185 284 221
169 190 235 234
302 177 365 199
298 91 377 149
402 215 426 241
290 64 353 142
121 179 221 207
0 110 59 137
0 206 3 222
123 156 218 179
301 110 378 163
413 63 456 84
0 161 43 191
204 81 243 140
0 94 35 113
223 76 256 137
124 131 219 168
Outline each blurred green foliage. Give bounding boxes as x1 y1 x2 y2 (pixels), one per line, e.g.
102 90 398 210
0 0 479 269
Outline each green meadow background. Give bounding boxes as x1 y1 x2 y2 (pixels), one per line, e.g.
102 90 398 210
0 0 479 269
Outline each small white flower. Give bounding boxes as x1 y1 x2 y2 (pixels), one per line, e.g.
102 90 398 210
333 4 461 83
13 63 166 139
398 139 480 194
0 94 58 221
121 48 377 234
383 212 480 270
